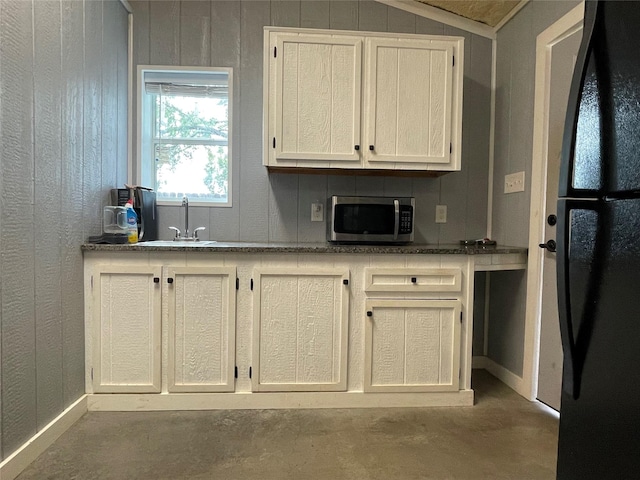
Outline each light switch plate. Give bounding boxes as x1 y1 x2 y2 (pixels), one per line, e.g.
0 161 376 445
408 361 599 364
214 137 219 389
435 205 447 223
504 171 525 194
311 203 323 222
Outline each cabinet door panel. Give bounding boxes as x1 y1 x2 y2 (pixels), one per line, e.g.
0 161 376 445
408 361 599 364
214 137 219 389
365 299 460 392
272 33 362 165
93 266 162 393
167 267 236 393
253 268 349 391
364 38 454 167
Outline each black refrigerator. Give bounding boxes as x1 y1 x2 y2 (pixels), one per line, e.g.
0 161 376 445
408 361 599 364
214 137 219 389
557 1 640 478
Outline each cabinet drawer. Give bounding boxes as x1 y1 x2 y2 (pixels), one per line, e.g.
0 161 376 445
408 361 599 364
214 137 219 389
364 268 461 294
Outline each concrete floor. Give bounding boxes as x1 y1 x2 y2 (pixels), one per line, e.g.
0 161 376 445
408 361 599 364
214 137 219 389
16 370 559 480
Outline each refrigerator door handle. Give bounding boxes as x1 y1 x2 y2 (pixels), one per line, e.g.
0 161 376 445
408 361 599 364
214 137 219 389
559 0 601 198
557 198 602 400
556 200 578 398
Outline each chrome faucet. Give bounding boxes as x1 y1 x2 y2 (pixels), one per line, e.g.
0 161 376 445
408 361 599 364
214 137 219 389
183 196 189 238
168 195 206 241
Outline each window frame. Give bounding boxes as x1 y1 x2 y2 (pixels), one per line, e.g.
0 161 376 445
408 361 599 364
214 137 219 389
136 65 233 207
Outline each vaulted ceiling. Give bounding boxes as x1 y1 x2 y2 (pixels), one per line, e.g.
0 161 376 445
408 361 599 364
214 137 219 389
416 0 521 27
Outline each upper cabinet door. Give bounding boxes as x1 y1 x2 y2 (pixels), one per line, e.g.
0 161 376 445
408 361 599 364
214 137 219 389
267 33 363 167
363 38 457 169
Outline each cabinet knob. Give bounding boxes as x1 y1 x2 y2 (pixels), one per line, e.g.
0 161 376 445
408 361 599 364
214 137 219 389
343 279 349 286
411 277 417 284
369 145 374 151
167 278 174 284
367 311 373 317
153 277 160 283
354 145 360 151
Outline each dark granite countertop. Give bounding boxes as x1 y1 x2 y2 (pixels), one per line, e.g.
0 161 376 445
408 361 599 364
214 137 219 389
82 241 527 255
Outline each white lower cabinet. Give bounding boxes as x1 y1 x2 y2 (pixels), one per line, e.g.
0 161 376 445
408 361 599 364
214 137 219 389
85 253 475 408
251 267 350 392
364 299 461 392
89 264 235 394
91 266 162 393
166 267 236 393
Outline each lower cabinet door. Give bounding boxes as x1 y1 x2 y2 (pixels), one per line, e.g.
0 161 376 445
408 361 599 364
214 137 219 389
92 266 162 393
364 299 461 392
166 267 236 393
252 268 350 392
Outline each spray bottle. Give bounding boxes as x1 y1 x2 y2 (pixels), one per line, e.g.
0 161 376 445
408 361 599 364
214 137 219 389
125 199 138 243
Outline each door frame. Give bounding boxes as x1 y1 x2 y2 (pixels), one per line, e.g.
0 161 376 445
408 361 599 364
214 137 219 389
521 3 584 401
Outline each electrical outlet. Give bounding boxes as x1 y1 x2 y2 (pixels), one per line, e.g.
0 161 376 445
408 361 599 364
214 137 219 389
311 203 323 222
504 171 525 194
435 205 447 223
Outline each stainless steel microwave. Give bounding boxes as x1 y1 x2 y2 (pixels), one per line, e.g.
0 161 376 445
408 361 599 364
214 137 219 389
327 196 415 244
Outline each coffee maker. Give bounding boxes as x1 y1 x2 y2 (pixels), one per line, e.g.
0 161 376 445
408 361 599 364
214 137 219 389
111 187 158 241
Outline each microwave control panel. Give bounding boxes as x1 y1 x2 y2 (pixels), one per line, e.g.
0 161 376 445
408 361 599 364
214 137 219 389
399 206 413 234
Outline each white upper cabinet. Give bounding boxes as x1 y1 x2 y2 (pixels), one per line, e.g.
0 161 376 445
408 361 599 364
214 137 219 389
263 27 463 173
363 38 456 169
268 33 363 167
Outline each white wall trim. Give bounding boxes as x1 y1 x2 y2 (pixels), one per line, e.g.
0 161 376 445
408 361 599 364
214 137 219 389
472 355 489 369
376 0 532 39
119 0 133 14
522 3 584 401
0 395 88 480
88 391 474 411
486 38 497 240
494 0 530 32
479 357 525 395
127 12 134 183
375 0 495 39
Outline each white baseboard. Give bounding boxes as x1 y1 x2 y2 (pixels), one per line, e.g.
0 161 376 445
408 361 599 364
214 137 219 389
0 395 88 480
88 390 475 411
472 355 489 369
472 356 526 397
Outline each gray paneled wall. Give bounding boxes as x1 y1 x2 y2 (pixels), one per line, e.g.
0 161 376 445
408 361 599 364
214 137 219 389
488 0 581 376
131 0 492 244
0 0 129 460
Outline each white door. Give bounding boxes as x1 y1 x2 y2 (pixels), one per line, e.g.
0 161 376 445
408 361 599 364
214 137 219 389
537 28 582 410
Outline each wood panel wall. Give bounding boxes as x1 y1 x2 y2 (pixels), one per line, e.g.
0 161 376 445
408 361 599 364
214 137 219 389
489 0 580 376
0 0 129 460
131 0 492 245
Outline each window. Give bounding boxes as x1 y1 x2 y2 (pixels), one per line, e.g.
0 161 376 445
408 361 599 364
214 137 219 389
138 67 232 206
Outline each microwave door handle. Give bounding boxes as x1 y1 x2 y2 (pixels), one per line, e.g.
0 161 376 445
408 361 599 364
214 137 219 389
393 200 400 240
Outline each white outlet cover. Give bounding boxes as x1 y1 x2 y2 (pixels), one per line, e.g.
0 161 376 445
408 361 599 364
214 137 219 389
311 203 323 222
435 205 447 223
504 171 525 194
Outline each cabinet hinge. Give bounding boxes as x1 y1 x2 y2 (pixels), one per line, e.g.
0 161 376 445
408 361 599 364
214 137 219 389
274 46 277 58
273 137 276 149
249 366 253 379
235 366 238 379
236 278 239 290
250 279 254 291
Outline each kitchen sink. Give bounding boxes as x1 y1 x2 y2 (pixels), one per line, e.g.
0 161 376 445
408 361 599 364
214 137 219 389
137 240 217 247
